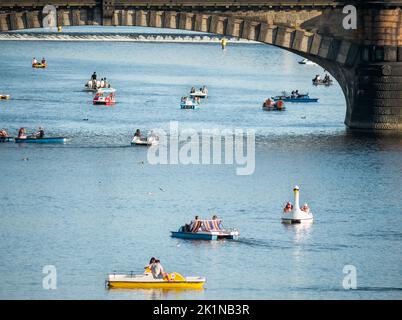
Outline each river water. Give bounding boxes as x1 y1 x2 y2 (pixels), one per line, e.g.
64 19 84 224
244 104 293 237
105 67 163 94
0 27 401 300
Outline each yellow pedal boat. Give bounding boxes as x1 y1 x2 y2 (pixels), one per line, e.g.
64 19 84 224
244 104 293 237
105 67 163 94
106 271 206 289
0 94 10 100
32 62 47 69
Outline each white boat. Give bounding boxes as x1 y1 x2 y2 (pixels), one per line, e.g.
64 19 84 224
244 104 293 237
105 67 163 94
84 79 111 92
298 58 317 65
106 271 206 289
180 97 198 109
281 186 314 224
131 135 158 146
190 91 208 98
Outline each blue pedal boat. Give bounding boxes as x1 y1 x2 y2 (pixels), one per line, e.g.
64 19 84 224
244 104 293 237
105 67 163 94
171 219 239 241
15 137 67 144
272 94 318 103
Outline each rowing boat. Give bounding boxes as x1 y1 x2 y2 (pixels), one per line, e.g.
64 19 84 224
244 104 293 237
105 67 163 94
14 137 67 144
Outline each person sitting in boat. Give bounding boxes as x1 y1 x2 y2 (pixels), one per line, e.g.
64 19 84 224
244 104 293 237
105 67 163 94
324 74 331 83
100 78 105 88
18 127 27 139
283 202 293 213
301 203 310 213
313 74 321 82
0 129 8 138
41 57 46 64
188 215 200 232
133 129 142 140
32 57 37 65
144 257 156 273
35 127 44 138
202 86 208 94
91 72 97 81
150 259 167 279
96 80 101 89
190 87 195 94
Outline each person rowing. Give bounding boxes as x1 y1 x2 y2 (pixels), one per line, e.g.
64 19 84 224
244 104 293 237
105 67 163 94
32 57 37 65
34 127 44 139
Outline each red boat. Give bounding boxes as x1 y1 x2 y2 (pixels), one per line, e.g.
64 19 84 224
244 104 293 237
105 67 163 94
93 88 116 106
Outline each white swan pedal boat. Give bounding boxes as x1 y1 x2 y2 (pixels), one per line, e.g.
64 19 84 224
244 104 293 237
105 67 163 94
281 186 314 224
106 271 206 289
131 135 158 146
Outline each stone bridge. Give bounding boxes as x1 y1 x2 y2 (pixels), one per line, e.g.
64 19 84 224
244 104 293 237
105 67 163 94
1 1 402 130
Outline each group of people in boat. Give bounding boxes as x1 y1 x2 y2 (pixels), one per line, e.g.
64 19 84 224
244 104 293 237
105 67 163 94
144 257 167 279
17 127 44 139
312 73 332 84
86 72 111 90
283 202 310 213
184 214 222 232
32 57 46 66
190 85 208 96
290 90 305 98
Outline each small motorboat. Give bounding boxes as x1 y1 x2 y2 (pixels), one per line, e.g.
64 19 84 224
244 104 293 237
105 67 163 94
281 186 314 224
272 93 318 103
190 86 208 99
106 271 206 289
32 62 47 69
0 94 10 100
171 219 239 240
180 96 198 109
131 135 158 146
15 137 67 144
93 88 116 106
262 98 285 111
298 58 316 65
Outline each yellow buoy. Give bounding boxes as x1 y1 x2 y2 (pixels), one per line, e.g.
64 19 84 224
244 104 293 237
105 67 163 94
57 26 62 32
221 38 228 50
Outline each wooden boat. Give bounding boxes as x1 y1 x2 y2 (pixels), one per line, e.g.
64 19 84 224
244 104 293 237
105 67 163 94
272 93 318 103
171 219 239 240
32 62 47 69
0 94 10 100
15 137 67 144
106 271 205 289
93 88 116 106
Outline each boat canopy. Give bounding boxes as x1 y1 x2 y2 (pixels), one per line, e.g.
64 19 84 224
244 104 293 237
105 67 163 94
191 219 224 232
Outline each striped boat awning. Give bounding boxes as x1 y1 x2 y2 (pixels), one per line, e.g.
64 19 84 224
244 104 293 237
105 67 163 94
191 220 223 232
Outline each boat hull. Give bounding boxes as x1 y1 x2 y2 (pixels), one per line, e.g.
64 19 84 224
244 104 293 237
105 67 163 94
32 63 47 69
171 231 238 240
272 97 318 103
180 104 196 109
107 281 204 289
15 137 67 144
0 137 13 143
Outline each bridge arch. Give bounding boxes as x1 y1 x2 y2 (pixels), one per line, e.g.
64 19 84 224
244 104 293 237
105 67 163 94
1 1 401 130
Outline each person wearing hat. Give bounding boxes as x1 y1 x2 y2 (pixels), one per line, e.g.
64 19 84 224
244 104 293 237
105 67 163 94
301 203 310 213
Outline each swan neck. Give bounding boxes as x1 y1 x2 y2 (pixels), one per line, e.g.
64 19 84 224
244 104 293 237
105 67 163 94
294 189 300 209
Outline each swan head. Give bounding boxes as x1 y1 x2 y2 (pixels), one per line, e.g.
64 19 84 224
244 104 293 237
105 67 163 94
293 185 300 192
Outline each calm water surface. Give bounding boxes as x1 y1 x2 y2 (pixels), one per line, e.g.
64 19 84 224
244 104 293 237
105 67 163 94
0 27 401 299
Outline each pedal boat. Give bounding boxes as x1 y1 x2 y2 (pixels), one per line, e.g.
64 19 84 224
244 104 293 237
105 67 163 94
93 88 116 106
32 62 47 69
262 98 285 111
312 79 333 86
281 186 314 224
180 97 198 109
298 58 317 65
272 94 318 103
0 94 10 100
171 219 239 240
15 136 67 144
190 91 208 99
131 135 158 146
106 271 206 289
